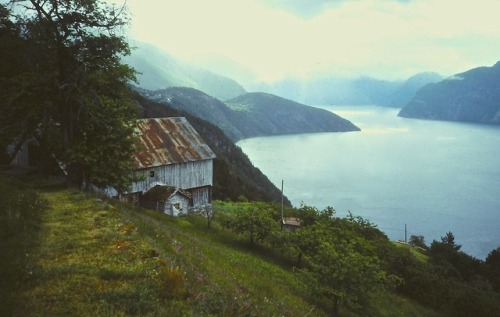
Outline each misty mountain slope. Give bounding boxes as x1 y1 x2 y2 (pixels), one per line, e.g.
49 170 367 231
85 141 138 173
261 76 402 105
225 92 360 136
398 62 500 124
141 87 245 141
124 41 246 100
379 72 443 108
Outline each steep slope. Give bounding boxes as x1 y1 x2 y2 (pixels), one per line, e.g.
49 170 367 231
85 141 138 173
398 62 500 124
141 87 245 141
380 72 443 108
134 93 292 206
124 41 246 100
225 92 360 136
140 88 360 142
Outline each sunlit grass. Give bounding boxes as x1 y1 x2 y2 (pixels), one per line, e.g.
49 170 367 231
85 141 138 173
371 292 441 317
393 241 429 263
9 189 183 316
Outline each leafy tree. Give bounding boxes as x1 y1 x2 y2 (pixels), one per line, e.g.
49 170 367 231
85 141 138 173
1 0 138 191
345 211 387 241
428 231 487 282
409 234 428 249
300 221 390 317
295 204 334 227
222 206 279 246
485 247 500 292
485 247 500 267
0 2 39 163
445 280 500 317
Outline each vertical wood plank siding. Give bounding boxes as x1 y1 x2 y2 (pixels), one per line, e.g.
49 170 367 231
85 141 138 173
132 159 213 193
191 187 211 207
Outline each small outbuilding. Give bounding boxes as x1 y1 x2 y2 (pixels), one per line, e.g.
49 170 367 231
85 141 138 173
282 217 302 232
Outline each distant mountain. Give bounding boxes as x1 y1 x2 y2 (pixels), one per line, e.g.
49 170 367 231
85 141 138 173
225 92 360 136
141 87 245 141
379 72 443 108
398 62 500 124
124 41 246 100
139 87 360 142
259 76 402 105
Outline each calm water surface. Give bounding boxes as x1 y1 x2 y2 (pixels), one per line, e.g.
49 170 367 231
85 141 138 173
237 106 500 259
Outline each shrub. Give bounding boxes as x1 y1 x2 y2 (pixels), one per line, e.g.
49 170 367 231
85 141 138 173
0 177 47 237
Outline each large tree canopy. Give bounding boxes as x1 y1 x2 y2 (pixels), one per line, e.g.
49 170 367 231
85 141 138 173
1 0 138 192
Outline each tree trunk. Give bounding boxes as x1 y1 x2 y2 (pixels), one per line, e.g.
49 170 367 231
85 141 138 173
331 297 341 317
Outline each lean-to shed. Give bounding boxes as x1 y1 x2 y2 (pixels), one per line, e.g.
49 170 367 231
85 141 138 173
126 117 216 215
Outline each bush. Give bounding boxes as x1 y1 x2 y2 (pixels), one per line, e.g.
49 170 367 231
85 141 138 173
0 176 47 237
0 176 47 316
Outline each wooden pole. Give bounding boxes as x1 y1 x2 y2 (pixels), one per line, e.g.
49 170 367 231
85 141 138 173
281 180 284 231
405 223 407 243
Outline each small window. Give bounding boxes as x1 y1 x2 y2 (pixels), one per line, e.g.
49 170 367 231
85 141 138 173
149 170 155 178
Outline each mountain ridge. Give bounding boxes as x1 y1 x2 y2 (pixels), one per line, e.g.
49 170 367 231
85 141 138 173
139 87 360 142
226 92 360 136
379 72 443 108
398 62 500 124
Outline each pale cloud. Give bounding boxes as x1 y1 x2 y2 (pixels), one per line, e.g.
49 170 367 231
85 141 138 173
111 0 500 82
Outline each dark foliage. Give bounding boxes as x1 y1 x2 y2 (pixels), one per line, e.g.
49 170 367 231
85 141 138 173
0 175 47 316
1 0 138 191
392 232 500 316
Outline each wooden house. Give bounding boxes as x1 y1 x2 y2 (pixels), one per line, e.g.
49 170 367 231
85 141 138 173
114 117 216 215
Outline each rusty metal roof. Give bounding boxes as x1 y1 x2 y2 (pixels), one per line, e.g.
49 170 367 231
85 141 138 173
283 217 302 227
134 117 216 169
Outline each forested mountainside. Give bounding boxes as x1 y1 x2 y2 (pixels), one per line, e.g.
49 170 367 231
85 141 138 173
134 93 291 206
138 87 245 141
225 92 360 136
139 87 360 142
124 41 246 100
379 72 443 108
399 62 500 124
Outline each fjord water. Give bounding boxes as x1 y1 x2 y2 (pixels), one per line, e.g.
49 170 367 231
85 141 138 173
237 106 500 259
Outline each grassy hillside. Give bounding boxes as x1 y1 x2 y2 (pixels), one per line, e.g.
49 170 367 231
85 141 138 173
0 176 311 316
1 174 443 317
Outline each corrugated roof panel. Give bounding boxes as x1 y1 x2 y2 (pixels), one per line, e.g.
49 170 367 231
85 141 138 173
134 117 216 169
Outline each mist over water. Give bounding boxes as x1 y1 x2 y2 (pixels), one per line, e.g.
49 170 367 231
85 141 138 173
237 106 500 259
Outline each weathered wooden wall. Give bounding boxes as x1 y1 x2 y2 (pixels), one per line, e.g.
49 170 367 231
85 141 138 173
165 194 191 216
132 159 213 193
191 186 211 207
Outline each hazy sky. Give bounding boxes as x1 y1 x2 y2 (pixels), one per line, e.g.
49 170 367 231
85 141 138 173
113 0 500 82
